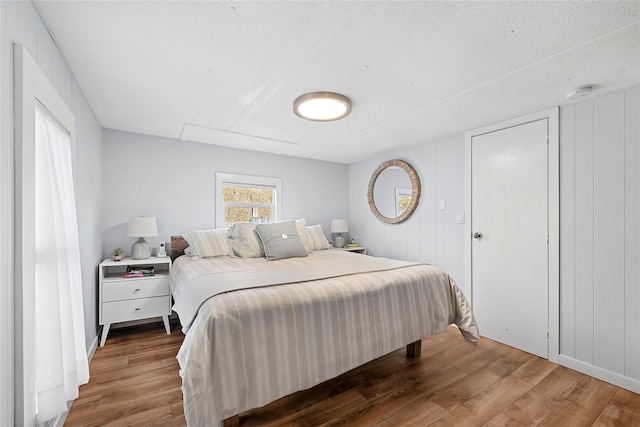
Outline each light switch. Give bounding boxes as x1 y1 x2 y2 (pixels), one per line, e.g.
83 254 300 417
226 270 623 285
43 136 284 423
457 212 465 224
439 199 446 210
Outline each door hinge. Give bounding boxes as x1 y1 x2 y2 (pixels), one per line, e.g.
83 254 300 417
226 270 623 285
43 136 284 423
547 332 549 340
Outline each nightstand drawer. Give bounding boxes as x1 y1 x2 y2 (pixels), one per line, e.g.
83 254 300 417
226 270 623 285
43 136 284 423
102 277 169 302
102 296 170 323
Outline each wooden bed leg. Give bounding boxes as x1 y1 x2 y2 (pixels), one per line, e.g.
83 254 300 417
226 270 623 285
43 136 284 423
406 340 422 357
223 415 239 427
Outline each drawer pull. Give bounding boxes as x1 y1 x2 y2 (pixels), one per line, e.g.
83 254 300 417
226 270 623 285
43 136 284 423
133 288 141 293
134 308 141 311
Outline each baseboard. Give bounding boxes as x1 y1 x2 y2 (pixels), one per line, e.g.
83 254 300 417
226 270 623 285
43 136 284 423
87 333 98 363
558 355 640 394
48 400 71 427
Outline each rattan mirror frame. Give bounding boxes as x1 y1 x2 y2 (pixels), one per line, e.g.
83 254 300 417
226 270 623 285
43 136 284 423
367 159 421 224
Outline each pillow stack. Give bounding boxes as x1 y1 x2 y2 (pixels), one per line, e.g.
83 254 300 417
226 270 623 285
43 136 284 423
181 218 332 261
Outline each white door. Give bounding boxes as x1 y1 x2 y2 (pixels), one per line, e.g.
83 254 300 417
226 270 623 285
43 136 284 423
471 119 549 358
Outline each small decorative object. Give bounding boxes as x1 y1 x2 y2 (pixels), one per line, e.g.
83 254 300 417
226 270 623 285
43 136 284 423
347 239 358 248
126 216 158 260
111 247 125 262
331 219 349 248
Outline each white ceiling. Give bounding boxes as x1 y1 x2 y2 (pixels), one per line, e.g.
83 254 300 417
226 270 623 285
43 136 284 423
36 1 640 164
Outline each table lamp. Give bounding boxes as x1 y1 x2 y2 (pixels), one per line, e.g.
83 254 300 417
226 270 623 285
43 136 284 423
126 216 158 259
331 219 349 248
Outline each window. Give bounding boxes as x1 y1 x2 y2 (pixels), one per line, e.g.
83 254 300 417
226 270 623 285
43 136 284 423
216 173 281 227
15 44 88 425
395 187 412 216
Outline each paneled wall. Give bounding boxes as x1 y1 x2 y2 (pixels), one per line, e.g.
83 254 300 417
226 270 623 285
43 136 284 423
102 129 348 257
559 86 639 390
348 135 467 294
0 2 104 424
348 86 639 392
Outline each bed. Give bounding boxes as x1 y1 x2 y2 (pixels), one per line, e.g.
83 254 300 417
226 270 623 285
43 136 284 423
169 225 479 427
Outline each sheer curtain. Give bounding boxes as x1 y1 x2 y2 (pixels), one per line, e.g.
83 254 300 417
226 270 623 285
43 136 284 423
34 102 89 423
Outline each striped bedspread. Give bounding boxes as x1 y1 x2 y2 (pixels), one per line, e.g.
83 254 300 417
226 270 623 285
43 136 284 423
171 250 479 426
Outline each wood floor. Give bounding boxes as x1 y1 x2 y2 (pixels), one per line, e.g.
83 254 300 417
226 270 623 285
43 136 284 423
66 320 640 426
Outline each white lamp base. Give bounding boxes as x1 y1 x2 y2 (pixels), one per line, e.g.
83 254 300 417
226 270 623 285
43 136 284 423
334 234 346 248
131 237 151 259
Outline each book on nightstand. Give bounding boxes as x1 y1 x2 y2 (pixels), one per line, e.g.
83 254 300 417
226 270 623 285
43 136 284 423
124 265 155 278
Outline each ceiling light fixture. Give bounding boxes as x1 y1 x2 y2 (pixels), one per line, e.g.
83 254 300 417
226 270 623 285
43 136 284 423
293 92 351 122
565 86 593 100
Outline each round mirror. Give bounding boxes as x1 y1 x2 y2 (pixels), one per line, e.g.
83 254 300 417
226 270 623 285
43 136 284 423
367 159 421 224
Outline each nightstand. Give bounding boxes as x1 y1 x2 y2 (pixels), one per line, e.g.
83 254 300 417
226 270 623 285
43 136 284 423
333 246 367 255
98 256 172 346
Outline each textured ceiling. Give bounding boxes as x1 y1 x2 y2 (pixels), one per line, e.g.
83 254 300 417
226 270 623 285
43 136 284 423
36 1 640 163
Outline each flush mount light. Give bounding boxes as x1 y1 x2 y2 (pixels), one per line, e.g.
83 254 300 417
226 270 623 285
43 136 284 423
293 92 351 122
565 86 593 100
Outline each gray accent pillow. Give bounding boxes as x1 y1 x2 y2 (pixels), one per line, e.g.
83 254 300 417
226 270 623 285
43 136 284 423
228 223 264 258
255 221 308 261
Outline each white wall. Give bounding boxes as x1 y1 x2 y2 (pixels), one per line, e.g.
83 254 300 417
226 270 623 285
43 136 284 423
0 2 103 424
559 85 639 390
348 135 466 294
102 129 348 256
347 85 640 392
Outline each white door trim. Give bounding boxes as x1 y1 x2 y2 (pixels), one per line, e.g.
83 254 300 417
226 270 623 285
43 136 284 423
464 107 559 363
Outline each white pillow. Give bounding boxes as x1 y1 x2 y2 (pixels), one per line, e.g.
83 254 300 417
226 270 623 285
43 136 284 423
306 224 331 251
228 222 264 258
183 228 230 257
295 218 310 252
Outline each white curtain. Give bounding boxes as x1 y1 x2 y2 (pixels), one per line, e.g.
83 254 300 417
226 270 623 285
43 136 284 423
34 102 89 423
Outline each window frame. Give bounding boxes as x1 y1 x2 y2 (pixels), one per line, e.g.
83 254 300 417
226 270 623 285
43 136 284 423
14 43 77 426
215 173 282 228
395 187 412 217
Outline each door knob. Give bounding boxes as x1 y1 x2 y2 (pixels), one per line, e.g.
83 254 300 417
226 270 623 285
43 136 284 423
473 232 483 239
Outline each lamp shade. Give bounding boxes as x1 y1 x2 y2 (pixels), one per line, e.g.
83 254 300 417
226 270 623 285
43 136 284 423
330 219 349 234
126 216 158 237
